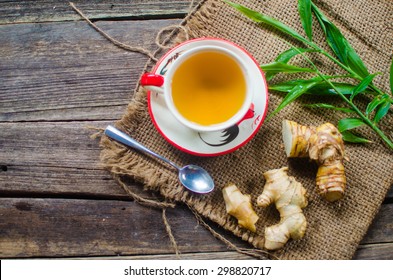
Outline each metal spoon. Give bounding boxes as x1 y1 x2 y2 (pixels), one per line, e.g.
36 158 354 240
104 125 215 194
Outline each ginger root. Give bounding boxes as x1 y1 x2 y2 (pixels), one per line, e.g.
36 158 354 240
257 167 308 250
223 184 259 232
282 120 347 202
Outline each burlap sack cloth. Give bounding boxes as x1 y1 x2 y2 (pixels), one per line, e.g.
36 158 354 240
99 0 393 259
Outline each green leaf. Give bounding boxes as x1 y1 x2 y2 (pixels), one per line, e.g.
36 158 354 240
268 82 296 92
266 48 315 81
268 81 298 92
226 1 310 45
270 80 320 117
298 0 313 40
312 3 369 78
350 73 379 101
268 77 357 96
268 76 322 92
275 48 314 63
373 101 391 123
261 62 315 74
305 103 355 113
312 4 348 64
366 95 387 116
338 118 366 132
307 82 358 95
390 59 393 95
340 131 371 144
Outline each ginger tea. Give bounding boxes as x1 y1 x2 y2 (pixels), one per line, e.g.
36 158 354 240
171 51 246 126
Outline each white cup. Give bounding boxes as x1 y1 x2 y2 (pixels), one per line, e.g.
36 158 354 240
141 40 257 133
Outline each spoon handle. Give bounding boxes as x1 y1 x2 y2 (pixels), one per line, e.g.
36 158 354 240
104 125 180 170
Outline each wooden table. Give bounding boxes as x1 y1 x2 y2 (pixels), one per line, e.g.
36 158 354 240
1 0 392 260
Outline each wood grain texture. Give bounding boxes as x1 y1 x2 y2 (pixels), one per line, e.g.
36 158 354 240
353 243 393 260
0 121 108 169
361 204 393 244
0 197 391 259
0 198 248 258
0 0 197 24
0 19 180 122
74 251 256 260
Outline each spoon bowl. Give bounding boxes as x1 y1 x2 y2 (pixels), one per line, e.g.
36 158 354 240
105 125 215 194
179 165 215 194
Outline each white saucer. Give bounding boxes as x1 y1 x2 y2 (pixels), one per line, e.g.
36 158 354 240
147 38 268 156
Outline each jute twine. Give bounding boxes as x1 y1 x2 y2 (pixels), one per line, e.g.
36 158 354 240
74 0 393 259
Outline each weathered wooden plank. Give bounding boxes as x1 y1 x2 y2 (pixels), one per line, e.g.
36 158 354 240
74 251 255 260
361 204 393 244
0 0 197 24
0 120 118 196
0 197 391 259
387 187 393 200
0 19 180 122
0 165 127 198
353 243 393 260
0 122 108 169
0 120 175 200
0 198 247 258
79 246 393 260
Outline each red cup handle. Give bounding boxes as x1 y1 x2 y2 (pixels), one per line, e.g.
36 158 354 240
141 73 165 93
141 73 164 87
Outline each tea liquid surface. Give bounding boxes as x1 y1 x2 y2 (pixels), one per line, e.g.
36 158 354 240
171 51 246 126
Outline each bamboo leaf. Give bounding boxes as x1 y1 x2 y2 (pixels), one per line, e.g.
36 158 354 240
338 118 366 132
312 4 348 65
261 62 315 74
366 95 387 116
268 76 321 92
350 73 379 101
305 103 355 113
226 0 393 150
345 44 370 78
307 82 358 95
226 1 310 45
266 48 315 80
373 101 391 123
311 3 369 78
275 48 314 63
298 0 313 40
269 78 356 96
270 80 320 117
340 131 371 143
268 82 298 92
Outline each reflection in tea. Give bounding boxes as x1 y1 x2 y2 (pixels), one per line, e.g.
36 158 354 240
171 51 246 126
